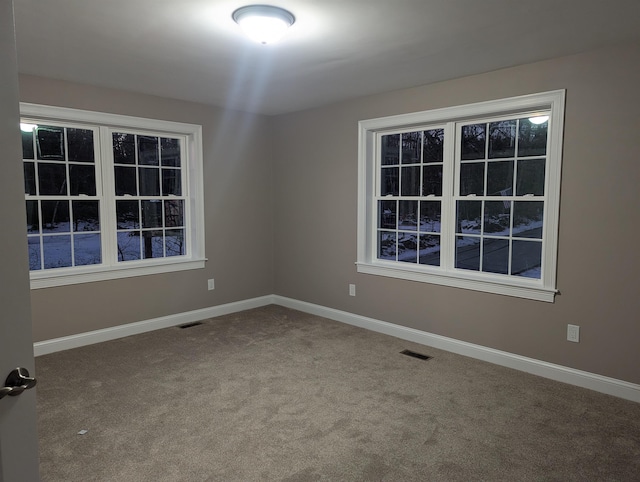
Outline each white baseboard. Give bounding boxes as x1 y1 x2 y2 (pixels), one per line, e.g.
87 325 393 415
33 295 274 357
272 295 640 404
34 293 640 403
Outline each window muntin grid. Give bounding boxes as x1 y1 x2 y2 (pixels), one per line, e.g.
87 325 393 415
376 128 444 267
23 123 102 271
454 116 548 279
112 132 186 262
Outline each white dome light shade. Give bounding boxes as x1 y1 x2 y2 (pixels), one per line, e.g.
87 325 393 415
232 5 295 44
528 115 549 125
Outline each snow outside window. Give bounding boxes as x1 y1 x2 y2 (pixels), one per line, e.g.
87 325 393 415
20 104 205 289
357 91 565 302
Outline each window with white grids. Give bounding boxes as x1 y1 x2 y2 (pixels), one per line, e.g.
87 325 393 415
357 91 565 302
20 104 205 289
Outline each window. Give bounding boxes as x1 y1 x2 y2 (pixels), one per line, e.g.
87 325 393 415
357 91 565 302
20 103 205 289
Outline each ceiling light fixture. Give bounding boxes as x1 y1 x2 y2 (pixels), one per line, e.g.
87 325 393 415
232 4 295 45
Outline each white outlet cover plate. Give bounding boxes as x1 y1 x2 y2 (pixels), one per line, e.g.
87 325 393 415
567 324 580 342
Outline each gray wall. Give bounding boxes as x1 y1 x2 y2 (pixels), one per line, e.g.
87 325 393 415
271 42 640 385
19 75 275 342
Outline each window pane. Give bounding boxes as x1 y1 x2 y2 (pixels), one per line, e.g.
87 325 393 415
397 232 418 263
422 165 442 196
486 160 513 196
483 201 511 237
113 133 136 164
459 162 485 196
401 166 420 196
139 167 160 196
381 134 400 165
116 200 140 229
22 131 34 159
419 201 440 233
26 200 39 233
455 236 480 271
513 201 544 239
72 201 100 232
142 230 163 259
165 229 185 257
378 232 396 260
67 128 94 162
461 124 486 160
512 240 542 278
380 167 399 196
69 164 96 196
399 201 418 231
38 163 67 195
419 234 440 266
142 200 163 228
401 132 421 164
43 235 72 269
41 200 70 233
482 238 509 274
378 200 396 229
36 126 65 160
24 162 36 195
117 231 141 261
28 237 41 270
164 200 184 227
161 138 181 167
162 168 181 196
488 120 516 158
138 135 159 166
518 118 548 157
456 200 481 234
114 166 137 196
74 234 101 266
516 158 545 196
423 129 444 162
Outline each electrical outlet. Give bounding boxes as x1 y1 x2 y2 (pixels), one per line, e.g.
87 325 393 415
349 284 356 296
207 279 215 291
567 324 580 343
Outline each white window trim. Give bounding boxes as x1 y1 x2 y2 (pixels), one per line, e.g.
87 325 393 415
20 103 206 289
356 90 566 302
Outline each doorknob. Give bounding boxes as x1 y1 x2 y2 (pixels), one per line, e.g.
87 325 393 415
0 367 37 400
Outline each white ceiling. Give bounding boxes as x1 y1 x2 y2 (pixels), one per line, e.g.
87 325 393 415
13 0 640 115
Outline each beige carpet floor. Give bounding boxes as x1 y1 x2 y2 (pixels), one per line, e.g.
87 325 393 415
36 305 640 481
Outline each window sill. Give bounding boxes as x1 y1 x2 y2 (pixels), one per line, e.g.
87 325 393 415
30 258 207 289
356 262 557 302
